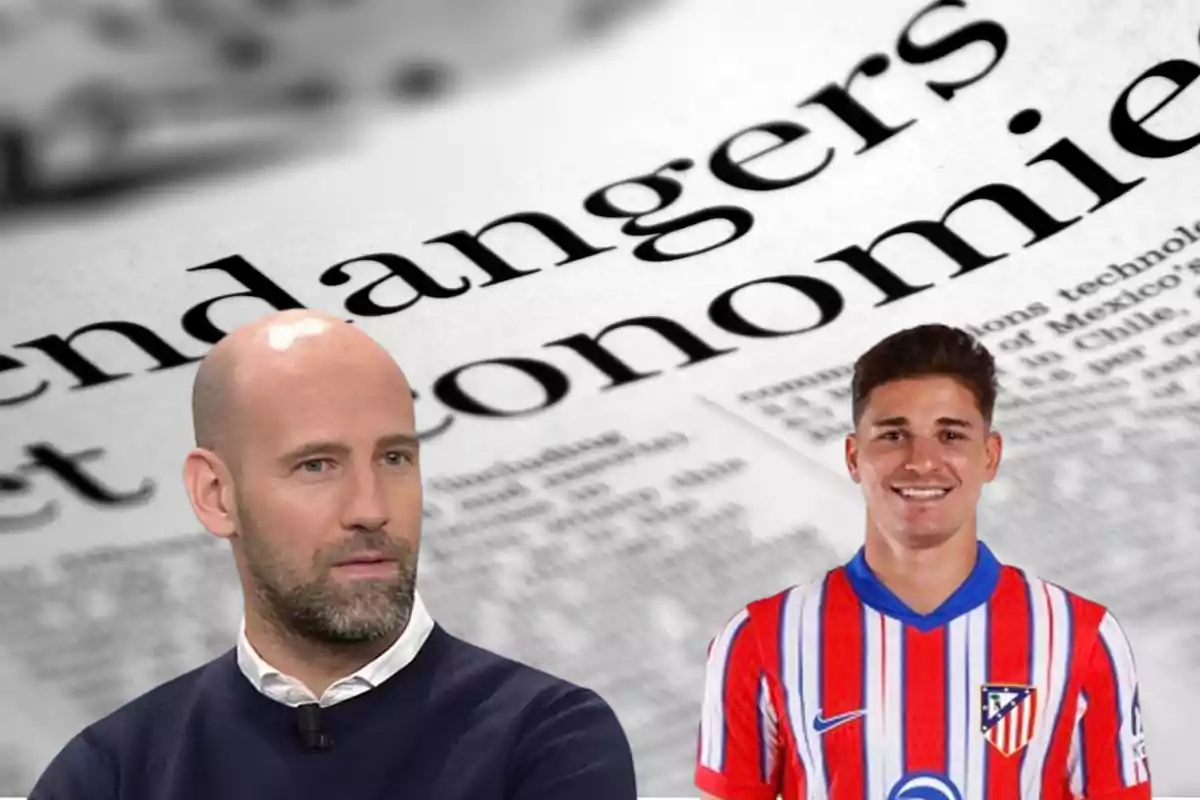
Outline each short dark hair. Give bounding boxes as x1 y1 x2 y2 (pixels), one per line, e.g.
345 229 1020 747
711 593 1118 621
851 323 998 427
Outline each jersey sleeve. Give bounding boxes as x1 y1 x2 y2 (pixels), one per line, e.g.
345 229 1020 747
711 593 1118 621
1066 611 1151 800
695 607 782 800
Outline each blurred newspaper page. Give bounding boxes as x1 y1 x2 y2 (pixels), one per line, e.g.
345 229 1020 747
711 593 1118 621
1 0 1199 794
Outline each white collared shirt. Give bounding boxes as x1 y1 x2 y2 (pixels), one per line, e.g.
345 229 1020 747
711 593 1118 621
236 591 435 708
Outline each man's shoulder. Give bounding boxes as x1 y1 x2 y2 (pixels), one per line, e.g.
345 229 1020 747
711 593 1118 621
1004 564 1109 611
716 571 839 635
1001 564 1115 634
428 634 635 797
435 629 596 708
30 650 235 798
81 649 235 749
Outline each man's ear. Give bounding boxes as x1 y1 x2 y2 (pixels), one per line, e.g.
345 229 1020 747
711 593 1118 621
845 433 862 484
183 448 238 540
983 429 1003 483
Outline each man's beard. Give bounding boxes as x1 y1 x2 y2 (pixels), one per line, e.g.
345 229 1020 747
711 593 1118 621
239 510 418 645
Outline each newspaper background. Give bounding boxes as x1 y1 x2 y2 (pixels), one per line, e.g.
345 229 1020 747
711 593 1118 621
1 0 1199 795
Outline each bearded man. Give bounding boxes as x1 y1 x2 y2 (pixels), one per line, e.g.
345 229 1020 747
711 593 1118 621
30 310 637 800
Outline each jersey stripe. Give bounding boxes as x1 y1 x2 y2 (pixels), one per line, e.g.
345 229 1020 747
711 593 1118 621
803 580 830 796
700 608 750 771
1019 576 1049 800
903 624 947 774
883 614 905 793
965 603 990 800
1097 612 1143 787
819 571 867 800
1020 579 1072 800
758 674 778 784
1068 695 1087 797
864 606 887 800
1036 585 1078 800
1084 628 1126 793
783 584 820 797
984 567 1034 800
946 613 970 792
760 592 807 800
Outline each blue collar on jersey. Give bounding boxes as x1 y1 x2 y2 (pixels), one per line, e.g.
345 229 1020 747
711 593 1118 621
844 540 1001 632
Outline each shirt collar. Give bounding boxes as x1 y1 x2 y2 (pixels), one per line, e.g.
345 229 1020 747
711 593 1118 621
236 590 435 705
844 539 1001 632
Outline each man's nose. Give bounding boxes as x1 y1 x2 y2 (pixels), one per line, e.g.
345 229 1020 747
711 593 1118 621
904 435 943 472
341 468 390 531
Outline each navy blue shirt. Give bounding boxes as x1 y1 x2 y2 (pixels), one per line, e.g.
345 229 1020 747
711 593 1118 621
29 625 638 800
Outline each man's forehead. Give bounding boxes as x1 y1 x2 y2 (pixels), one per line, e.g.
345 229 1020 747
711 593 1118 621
863 377 983 421
231 364 414 435
250 414 419 463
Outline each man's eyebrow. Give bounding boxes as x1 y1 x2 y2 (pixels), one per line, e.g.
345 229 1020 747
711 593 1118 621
379 433 420 450
870 416 975 428
278 440 349 464
277 434 419 465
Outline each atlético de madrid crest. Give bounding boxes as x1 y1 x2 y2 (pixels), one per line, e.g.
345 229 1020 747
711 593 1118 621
980 684 1038 757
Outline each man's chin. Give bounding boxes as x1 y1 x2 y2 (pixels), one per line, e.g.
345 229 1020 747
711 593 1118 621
893 523 961 549
316 623 398 645
272 584 414 644
306 606 411 644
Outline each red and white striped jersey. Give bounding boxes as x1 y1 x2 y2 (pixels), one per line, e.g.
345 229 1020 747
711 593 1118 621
695 542 1150 800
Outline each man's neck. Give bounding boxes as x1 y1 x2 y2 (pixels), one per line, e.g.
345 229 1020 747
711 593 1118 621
862 523 979 615
243 612 400 698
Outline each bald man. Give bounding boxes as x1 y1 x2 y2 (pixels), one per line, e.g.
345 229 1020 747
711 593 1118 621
29 311 638 800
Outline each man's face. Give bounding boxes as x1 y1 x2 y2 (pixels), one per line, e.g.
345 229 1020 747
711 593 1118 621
228 360 423 645
845 375 1001 548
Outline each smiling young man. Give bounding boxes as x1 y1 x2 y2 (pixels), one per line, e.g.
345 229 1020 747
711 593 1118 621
695 324 1151 800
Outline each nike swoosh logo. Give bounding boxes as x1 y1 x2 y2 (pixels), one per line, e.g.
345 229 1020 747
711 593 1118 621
813 709 866 734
